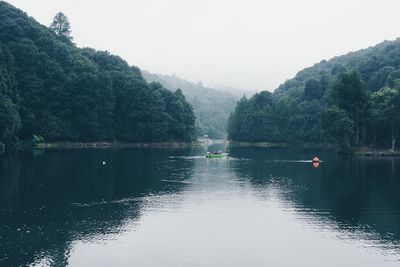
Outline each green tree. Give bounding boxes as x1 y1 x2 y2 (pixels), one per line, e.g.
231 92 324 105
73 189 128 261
228 96 249 141
246 91 281 142
326 71 368 145
0 92 20 144
288 100 322 142
50 12 73 42
303 79 323 100
370 86 400 150
321 106 353 152
0 46 20 146
228 92 282 142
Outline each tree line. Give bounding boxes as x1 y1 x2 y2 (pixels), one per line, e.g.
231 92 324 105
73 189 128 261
228 37 400 152
0 3 196 149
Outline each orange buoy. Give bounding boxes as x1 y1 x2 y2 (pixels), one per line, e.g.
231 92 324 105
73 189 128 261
312 157 320 162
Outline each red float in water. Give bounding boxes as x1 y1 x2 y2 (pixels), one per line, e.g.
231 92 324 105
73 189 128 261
312 157 320 162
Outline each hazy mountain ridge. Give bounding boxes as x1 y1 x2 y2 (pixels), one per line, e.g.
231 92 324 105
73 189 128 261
142 71 239 138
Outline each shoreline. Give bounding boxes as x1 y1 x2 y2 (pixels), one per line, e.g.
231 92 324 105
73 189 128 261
228 141 400 157
3 140 399 157
228 141 288 148
228 141 331 149
2 139 228 152
29 141 204 150
24 138 231 150
352 147 400 157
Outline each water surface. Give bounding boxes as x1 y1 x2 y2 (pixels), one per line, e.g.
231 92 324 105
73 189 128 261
1 146 400 266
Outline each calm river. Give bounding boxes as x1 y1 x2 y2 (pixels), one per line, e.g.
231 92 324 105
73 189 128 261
1 145 400 266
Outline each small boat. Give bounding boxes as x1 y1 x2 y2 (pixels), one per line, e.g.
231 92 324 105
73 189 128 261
206 151 228 159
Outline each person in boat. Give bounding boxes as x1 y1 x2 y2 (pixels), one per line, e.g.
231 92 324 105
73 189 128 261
207 151 223 155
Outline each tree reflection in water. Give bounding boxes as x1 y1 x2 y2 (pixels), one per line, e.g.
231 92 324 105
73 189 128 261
229 146 400 251
0 148 196 267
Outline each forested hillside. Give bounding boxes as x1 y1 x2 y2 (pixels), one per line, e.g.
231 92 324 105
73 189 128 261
228 39 400 151
0 2 196 148
143 71 237 139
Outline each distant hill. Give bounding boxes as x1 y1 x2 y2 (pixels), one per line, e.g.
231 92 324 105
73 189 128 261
228 38 400 151
275 38 400 97
142 71 239 139
0 2 196 148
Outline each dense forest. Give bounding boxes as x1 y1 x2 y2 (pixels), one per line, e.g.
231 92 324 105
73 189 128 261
143 71 238 139
228 39 400 151
0 2 196 149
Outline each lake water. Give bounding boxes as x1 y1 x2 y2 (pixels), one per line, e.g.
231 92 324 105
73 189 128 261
1 145 400 266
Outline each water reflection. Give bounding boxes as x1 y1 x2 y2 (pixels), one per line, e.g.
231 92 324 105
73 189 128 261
230 146 400 255
1 146 400 266
0 148 196 267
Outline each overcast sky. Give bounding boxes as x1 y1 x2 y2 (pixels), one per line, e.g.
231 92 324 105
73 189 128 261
5 0 400 91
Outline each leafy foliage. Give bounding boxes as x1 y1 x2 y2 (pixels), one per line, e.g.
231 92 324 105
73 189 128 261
0 2 196 147
325 71 369 146
370 86 400 150
228 92 283 142
228 38 400 150
49 12 72 43
321 106 353 151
